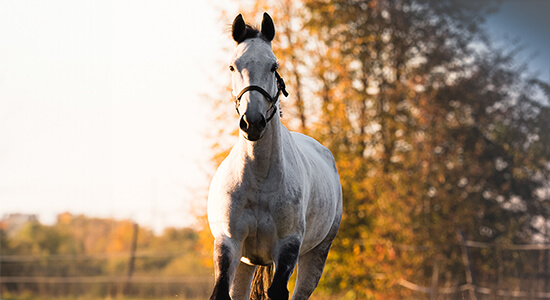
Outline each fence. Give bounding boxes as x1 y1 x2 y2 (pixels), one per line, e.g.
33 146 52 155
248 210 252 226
3 239 550 299
396 234 550 299
0 251 213 299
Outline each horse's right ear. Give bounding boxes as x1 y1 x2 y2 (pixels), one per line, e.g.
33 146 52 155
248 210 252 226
232 14 246 43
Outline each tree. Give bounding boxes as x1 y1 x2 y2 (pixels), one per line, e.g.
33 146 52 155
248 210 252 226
300 0 550 297
201 0 550 298
1 213 212 298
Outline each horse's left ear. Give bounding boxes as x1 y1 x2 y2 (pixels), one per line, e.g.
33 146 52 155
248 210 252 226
261 12 275 42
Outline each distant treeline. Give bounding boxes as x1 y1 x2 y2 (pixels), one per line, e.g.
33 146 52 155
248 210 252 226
0 213 212 299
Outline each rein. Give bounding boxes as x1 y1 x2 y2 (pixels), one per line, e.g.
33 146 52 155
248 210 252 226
235 71 289 123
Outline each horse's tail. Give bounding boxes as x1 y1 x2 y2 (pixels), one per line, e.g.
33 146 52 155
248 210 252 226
250 264 273 300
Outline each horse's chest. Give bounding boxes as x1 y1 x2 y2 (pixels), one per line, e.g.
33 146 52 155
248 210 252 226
244 185 297 213
237 184 303 264
241 182 303 235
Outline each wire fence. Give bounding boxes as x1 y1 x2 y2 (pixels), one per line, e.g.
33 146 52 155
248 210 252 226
0 251 213 299
396 236 550 299
2 239 550 299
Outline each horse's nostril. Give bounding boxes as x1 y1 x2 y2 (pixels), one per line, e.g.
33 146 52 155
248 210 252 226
240 116 249 132
258 116 267 131
240 114 266 136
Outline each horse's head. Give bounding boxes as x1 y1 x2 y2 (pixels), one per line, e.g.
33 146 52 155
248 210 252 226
230 13 283 141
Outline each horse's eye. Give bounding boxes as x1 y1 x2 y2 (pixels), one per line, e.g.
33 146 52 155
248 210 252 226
229 65 235 72
271 64 278 72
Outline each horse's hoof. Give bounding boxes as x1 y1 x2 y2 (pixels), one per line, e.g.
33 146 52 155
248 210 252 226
267 286 289 300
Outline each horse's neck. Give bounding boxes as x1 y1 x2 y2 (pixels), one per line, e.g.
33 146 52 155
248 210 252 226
237 116 283 180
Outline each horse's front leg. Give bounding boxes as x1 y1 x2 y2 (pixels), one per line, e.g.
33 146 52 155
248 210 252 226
210 236 241 300
230 261 257 299
267 236 301 300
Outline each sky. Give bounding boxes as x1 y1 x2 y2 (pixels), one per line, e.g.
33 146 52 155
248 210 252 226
0 0 548 232
0 0 238 231
486 0 550 82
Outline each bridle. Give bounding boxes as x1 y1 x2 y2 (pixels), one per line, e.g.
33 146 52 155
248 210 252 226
234 71 289 123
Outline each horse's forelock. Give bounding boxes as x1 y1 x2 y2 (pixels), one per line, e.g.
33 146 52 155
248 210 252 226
238 24 270 44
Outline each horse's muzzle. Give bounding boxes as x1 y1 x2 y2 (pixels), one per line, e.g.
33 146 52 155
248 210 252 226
240 113 266 141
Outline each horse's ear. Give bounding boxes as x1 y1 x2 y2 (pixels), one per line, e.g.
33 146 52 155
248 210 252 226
261 12 275 42
232 14 246 43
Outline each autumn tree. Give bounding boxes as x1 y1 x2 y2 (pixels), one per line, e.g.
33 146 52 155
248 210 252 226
298 0 550 297
201 0 550 298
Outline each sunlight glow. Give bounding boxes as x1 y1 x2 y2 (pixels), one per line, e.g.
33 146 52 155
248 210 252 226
0 0 230 231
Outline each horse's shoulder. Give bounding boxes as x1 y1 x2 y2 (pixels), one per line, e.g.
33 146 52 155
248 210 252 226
289 131 336 167
209 148 242 191
290 132 325 148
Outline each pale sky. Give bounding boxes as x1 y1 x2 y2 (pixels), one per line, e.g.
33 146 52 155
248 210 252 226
0 0 548 232
487 0 550 82
0 0 240 231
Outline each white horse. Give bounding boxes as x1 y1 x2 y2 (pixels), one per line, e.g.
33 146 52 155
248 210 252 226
208 13 342 300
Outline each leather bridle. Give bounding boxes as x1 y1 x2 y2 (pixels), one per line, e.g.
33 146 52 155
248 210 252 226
234 71 289 123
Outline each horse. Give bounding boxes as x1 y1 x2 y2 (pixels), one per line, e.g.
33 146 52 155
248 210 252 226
207 12 342 300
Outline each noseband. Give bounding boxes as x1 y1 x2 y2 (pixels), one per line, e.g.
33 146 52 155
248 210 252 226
235 71 289 123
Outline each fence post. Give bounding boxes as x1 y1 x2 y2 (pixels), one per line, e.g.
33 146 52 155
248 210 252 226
123 222 139 295
546 248 550 296
458 230 477 300
430 259 440 300
0 229 3 300
494 245 502 300
545 222 550 294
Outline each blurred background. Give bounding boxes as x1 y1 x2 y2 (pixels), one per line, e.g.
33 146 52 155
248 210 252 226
1 0 549 299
